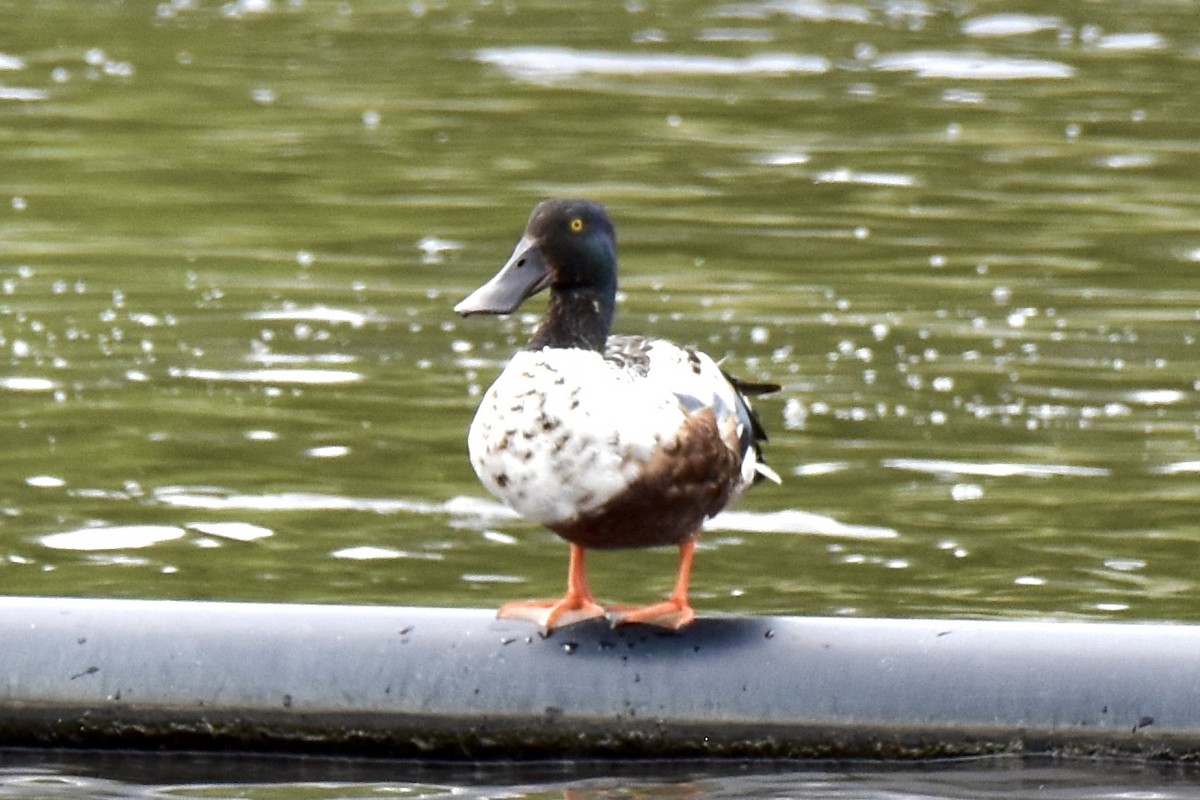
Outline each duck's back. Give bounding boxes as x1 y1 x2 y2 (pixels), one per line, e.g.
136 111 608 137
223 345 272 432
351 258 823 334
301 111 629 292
466 335 772 548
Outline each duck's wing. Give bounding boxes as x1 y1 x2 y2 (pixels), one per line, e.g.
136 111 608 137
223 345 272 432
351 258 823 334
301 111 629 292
605 335 781 487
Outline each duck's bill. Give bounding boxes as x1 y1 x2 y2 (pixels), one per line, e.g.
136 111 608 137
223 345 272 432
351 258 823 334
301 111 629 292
453 234 551 316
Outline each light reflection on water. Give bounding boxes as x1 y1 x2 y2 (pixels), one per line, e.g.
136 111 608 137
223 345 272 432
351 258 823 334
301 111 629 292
5 756 1200 800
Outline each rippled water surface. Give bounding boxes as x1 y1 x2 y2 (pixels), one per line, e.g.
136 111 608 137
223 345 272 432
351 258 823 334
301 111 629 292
2 3 1199 625
5 753 1200 800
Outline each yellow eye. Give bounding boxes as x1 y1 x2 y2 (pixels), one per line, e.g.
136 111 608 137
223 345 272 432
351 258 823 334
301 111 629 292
569 217 585 233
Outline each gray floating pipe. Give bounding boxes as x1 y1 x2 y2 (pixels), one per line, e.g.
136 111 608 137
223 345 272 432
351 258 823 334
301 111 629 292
2 595 1198 760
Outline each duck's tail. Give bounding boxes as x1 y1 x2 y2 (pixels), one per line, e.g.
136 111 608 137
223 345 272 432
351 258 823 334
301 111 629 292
723 372 783 485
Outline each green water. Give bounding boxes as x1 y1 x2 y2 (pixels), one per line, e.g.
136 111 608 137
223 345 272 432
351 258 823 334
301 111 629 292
1 0 1198 627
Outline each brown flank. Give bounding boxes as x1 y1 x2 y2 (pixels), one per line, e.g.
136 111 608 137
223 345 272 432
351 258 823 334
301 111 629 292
551 408 740 549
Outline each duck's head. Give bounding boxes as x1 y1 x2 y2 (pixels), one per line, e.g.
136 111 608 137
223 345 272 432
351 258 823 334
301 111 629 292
451 200 614 345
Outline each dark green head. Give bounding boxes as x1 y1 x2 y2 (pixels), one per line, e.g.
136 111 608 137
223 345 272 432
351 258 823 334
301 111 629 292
454 198 618 350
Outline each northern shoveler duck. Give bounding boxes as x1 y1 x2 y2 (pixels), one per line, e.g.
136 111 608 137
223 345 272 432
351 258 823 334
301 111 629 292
454 198 780 632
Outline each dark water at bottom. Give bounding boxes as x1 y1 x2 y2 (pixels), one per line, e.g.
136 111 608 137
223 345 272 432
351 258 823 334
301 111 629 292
4 752 1200 800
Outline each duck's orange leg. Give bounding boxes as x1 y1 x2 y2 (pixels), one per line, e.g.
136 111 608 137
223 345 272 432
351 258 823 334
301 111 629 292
612 535 698 630
497 543 606 631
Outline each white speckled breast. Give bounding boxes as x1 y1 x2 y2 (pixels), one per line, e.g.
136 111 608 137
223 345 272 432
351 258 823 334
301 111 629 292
466 337 756 530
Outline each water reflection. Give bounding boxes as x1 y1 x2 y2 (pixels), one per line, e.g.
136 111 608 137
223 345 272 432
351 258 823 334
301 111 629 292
5 756 1200 800
476 46 832 81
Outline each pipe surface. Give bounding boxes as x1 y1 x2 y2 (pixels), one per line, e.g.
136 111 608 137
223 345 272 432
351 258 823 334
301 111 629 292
1 596 1197 760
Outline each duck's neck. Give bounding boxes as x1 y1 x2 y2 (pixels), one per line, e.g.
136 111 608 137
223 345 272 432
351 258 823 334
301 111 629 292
528 288 613 352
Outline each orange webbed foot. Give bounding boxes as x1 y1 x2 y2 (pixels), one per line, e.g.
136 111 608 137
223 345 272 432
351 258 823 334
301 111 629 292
610 536 699 630
610 599 696 630
496 544 606 632
496 596 606 632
